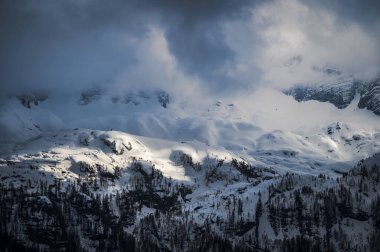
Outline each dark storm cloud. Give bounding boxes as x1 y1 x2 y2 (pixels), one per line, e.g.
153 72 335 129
304 0 380 31
0 0 255 96
0 0 379 98
0 0 149 95
149 0 254 89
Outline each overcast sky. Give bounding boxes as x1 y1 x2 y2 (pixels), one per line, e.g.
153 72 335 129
1 0 379 98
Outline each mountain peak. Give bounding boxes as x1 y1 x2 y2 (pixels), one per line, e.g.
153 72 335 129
284 75 380 115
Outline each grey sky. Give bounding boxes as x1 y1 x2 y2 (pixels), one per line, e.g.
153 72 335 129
0 0 379 97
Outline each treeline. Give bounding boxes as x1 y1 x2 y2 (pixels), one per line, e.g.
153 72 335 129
265 163 380 252
0 157 379 251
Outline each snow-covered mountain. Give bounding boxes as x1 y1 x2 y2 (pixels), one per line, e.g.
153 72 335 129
284 73 380 116
1 86 380 251
1 128 380 251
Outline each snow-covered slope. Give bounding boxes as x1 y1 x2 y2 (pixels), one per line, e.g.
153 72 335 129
1 128 379 251
1 87 380 172
0 98 63 142
1 86 380 251
3 125 378 186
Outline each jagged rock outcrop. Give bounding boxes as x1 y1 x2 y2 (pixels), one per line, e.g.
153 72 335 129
358 79 380 115
111 89 170 108
284 75 380 115
283 75 357 109
16 92 48 108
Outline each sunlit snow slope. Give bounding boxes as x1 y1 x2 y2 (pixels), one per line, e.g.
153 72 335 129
1 87 380 174
1 86 380 251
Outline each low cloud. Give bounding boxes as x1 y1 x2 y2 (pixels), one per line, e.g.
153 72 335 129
0 0 254 98
225 0 380 89
0 0 379 100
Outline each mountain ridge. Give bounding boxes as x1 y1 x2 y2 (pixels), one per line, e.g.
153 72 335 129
1 128 379 251
1 83 380 251
284 75 380 115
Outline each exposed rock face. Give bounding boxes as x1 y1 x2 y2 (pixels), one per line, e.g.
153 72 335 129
110 89 170 108
156 90 170 108
16 92 48 108
284 76 380 115
79 87 103 105
283 75 357 109
358 79 380 116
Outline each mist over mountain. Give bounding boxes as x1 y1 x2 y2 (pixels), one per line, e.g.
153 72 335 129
1 0 379 97
1 0 380 251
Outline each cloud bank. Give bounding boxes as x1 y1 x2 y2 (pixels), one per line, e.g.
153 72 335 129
0 0 379 99
225 0 380 88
